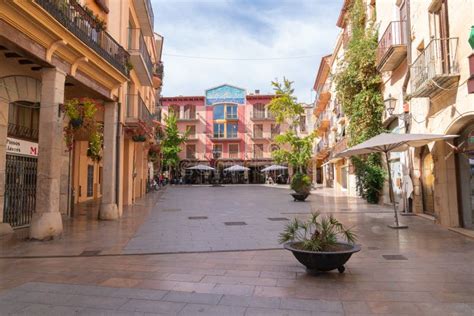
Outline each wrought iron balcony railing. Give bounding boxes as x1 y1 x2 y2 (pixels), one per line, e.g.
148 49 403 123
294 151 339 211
377 21 407 71
410 38 459 98
35 0 129 76
8 123 39 141
128 28 153 84
126 94 153 126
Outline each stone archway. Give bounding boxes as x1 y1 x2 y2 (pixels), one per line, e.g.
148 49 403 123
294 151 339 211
0 75 42 233
445 114 474 229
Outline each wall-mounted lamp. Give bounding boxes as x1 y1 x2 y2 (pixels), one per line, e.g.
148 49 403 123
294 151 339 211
383 94 398 116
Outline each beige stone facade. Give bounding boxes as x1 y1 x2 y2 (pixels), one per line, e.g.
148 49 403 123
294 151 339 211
312 0 474 232
0 0 163 238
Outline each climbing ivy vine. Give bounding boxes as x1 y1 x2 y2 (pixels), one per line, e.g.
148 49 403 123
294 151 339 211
334 0 385 203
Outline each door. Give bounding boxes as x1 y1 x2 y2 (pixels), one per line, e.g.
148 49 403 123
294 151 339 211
421 148 435 215
3 154 37 228
433 0 450 73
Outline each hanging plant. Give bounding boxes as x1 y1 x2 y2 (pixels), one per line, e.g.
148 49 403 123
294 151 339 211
128 125 148 142
87 128 103 162
62 98 103 153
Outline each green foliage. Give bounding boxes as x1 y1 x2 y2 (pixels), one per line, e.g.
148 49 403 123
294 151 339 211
290 172 311 194
334 0 385 203
267 78 304 128
352 155 385 204
273 130 316 174
87 128 103 162
279 212 357 252
161 112 188 171
268 78 317 174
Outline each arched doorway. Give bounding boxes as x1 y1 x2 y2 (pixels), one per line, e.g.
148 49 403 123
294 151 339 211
455 122 474 229
420 146 435 216
1 76 41 228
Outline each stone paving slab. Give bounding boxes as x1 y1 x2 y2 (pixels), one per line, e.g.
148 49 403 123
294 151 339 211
123 186 391 254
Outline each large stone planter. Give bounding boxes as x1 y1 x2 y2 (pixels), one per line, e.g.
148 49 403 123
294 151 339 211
290 192 309 201
284 242 361 273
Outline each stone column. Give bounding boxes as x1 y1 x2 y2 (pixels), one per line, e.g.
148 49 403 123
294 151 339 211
30 68 65 239
99 102 119 220
0 100 13 235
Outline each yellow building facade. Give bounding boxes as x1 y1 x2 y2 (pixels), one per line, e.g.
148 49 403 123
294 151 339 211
0 0 163 239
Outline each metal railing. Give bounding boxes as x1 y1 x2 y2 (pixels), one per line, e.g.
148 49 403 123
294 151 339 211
154 62 164 79
126 94 153 125
411 37 459 94
377 21 407 64
142 0 154 31
317 138 329 153
128 28 153 78
8 123 39 141
35 0 129 75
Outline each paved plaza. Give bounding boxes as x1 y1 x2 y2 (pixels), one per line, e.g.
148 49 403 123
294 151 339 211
0 185 474 315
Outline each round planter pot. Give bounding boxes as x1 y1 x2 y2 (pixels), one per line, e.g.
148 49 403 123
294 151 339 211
70 118 83 128
132 135 146 142
284 242 361 273
290 192 309 201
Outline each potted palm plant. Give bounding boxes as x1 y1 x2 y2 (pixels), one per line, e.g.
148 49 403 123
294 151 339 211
280 212 360 273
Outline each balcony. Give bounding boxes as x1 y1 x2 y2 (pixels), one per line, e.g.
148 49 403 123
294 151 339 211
35 0 129 76
153 62 164 89
128 28 153 86
177 113 198 122
208 133 240 141
132 0 154 37
314 82 331 114
333 137 348 156
316 111 330 132
8 123 38 141
377 21 407 72
250 112 275 121
315 139 330 159
410 38 460 98
125 94 153 128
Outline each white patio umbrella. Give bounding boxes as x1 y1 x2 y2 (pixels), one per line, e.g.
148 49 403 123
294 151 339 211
186 164 215 171
261 165 288 172
187 165 215 184
337 133 458 229
224 165 250 172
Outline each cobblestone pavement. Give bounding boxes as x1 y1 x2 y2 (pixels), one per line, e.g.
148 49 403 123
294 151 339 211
0 185 474 315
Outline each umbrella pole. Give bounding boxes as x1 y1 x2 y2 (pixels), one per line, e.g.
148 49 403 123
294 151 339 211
385 151 408 229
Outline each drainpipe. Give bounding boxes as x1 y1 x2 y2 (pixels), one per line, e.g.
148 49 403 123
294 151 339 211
115 102 121 208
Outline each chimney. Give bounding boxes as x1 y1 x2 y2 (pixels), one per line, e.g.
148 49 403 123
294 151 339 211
255 89 260 94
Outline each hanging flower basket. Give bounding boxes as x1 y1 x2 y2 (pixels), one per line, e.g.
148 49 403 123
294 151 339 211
70 118 83 128
132 135 147 142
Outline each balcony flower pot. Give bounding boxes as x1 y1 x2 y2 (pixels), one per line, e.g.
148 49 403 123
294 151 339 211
280 213 359 274
70 118 83 128
284 242 360 273
132 135 147 142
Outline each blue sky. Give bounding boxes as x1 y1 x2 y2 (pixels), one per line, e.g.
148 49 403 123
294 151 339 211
152 0 343 103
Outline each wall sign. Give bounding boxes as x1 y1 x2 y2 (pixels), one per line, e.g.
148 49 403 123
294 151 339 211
205 84 246 105
6 137 39 157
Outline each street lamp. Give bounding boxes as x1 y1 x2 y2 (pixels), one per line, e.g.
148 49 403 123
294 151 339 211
384 94 397 116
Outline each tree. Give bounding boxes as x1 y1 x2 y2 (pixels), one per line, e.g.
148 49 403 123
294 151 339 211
161 112 188 179
268 79 317 174
334 0 385 203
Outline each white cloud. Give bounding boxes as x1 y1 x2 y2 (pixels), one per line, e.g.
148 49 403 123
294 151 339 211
152 0 343 103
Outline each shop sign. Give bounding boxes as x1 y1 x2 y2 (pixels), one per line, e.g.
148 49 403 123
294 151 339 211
6 137 38 157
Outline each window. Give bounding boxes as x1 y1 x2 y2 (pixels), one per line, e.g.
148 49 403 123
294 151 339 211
213 123 225 138
186 125 196 138
226 105 238 119
186 144 196 159
87 165 94 197
8 101 40 141
213 105 225 120
300 116 306 132
213 144 222 158
229 144 239 159
271 124 280 139
183 105 196 119
254 124 263 138
227 123 238 138
169 105 180 117
254 144 264 158
253 104 265 119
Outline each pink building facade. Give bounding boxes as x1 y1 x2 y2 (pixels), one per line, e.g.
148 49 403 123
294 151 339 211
161 84 288 183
